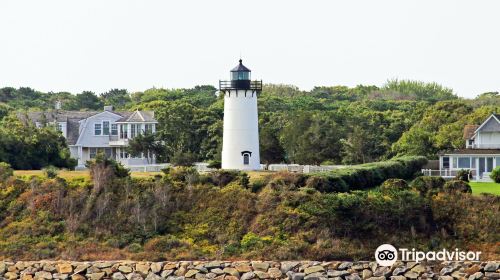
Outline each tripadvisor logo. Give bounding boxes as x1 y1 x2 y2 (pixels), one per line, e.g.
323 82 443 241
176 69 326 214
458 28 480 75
375 244 481 266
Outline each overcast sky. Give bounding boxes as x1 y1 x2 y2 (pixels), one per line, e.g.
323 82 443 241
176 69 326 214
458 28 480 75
0 0 499 98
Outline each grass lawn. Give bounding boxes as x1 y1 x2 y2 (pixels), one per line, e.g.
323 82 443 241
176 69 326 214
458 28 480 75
469 181 500 196
14 170 161 180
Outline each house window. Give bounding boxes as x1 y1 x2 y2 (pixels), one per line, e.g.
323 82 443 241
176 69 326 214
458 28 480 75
103 121 110 135
243 154 250 165
131 124 136 138
56 123 63 132
471 157 477 168
111 124 118 136
119 149 129 159
145 124 153 134
94 124 102 135
458 157 471 169
90 148 97 159
496 157 500 167
452 157 458 169
120 124 128 139
104 148 112 158
442 157 450 169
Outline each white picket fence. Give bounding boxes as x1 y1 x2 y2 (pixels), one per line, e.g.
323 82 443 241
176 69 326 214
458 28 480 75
127 163 344 173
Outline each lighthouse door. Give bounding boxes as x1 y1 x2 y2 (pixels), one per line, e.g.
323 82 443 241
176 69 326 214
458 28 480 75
243 154 250 165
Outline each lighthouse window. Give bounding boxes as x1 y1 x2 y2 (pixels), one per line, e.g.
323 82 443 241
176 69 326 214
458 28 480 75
231 71 250 80
243 154 250 165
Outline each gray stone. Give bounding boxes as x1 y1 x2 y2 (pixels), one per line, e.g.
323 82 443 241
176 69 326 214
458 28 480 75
368 263 377 273
440 267 457 276
254 270 270 279
53 273 69 280
390 276 406 280
281 262 300 274
161 270 174 278
288 272 306 280
145 273 162 280
438 276 454 280
304 272 325 279
468 272 483 280
94 262 113 269
305 266 324 275
252 262 270 272
205 263 222 270
195 273 207 280
113 272 127 280
151 263 163 274
392 267 408 276
185 270 199 278
484 263 500 273
362 269 372 279
327 271 350 277
127 273 145 280
118 266 133 274
194 266 209 274
223 268 239 277
406 262 417 270
0 263 6 275
210 269 224 275
451 271 467 279
3 272 18 280
35 271 53 279
373 267 391 278
410 264 425 274
87 272 106 280
87 266 102 274
485 272 500 279
367 277 386 280
338 263 353 270
205 273 216 279
73 264 90 275
404 271 419 279
43 265 57 273
345 274 361 280
268 268 282 279
241 272 255 280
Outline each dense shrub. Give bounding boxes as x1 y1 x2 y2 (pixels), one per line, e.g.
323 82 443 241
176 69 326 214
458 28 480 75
0 162 13 181
306 156 427 192
443 180 472 194
410 176 445 196
380 179 409 194
490 166 500 183
208 170 249 187
455 169 471 182
42 166 59 179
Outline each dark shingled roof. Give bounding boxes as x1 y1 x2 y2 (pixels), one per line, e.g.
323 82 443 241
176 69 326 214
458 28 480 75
441 149 500 155
463 124 480 140
231 59 251 72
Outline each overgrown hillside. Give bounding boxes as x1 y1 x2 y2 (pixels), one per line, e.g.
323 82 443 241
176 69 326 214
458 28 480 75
0 158 498 261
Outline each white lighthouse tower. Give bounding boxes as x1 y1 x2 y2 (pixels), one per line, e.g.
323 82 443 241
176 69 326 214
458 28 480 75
220 59 262 170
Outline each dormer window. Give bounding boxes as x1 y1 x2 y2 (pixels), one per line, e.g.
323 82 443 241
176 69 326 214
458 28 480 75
103 121 110 135
94 123 102 135
111 124 118 136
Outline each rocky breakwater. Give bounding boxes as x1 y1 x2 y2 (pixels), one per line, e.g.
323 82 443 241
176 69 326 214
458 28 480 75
0 261 499 280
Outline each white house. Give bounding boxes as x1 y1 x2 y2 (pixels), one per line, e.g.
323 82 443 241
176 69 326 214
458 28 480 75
21 106 158 169
434 114 500 181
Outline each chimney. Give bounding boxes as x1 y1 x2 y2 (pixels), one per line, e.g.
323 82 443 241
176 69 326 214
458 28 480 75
104 105 114 112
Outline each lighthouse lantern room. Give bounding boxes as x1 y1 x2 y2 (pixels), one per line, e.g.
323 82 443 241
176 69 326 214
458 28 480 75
219 59 262 170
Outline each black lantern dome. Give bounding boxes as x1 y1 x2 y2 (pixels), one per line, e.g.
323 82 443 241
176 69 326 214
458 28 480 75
231 59 251 81
219 59 262 92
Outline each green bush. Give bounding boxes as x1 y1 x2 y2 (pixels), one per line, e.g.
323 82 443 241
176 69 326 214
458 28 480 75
490 166 500 183
207 160 221 169
306 156 427 192
443 180 472 194
455 169 471 182
0 162 13 182
380 179 409 194
42 166 59 179
410 176 445 196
